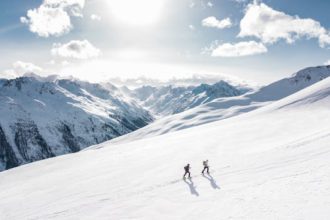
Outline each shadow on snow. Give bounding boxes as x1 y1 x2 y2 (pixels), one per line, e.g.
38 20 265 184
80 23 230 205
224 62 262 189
202 173 220 190
183 178 199 196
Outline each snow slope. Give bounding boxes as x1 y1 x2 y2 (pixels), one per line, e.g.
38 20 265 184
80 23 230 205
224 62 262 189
0 77 153 171
108 66 330 144
1 76 330 219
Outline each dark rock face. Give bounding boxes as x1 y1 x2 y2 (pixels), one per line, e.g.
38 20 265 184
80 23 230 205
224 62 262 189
0 126 19 169
3 77 30 91
58 123 80 153
13 120 54 162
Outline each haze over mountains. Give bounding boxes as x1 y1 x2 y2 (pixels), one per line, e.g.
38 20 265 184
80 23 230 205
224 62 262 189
1 65 330 219
105 65 330 145
130 80 249 116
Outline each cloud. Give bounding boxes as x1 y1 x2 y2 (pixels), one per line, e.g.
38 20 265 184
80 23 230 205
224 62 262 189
106 73 252 88
1 61 44 79
51 40 101 59
13 61 43 74
21 0 85 37
189 24 195 31
44 0 85 16
211 41 267 57
90 14 101 21
207 2 213 7
20 6 72 37
62 60 70 66
325 60 330 65
202 17 232 29
239 2 330 48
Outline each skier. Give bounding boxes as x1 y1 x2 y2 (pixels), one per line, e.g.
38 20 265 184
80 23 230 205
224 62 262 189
201 160 209 174
183 163 191 179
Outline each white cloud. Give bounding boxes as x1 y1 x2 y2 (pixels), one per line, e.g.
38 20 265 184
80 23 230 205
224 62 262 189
13 61 43 74
62 60 70 66
51 40 101 59
21 0 85 37
239 2 330 48
189 24 195 31
44 0 85 16
20 6 72 37
211 41 267 57
325 60 330 65
48 60 56 65
1 61 44 79
1 69 18 79
207 2 213 7
202 17 232 29
90 14 101 21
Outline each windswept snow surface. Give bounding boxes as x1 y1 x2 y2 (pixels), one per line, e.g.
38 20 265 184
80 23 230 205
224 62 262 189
1 77 330 219
108 66 330 144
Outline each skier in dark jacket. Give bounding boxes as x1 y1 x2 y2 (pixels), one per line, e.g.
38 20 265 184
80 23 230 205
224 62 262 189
202 160 209 174
183 163 191 179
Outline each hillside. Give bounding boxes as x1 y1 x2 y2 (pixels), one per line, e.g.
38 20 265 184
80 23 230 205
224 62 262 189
0 77 153 171
1 76 330 219
108 66 330 144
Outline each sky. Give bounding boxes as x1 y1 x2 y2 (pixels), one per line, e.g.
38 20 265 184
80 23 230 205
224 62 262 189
0 0 330 85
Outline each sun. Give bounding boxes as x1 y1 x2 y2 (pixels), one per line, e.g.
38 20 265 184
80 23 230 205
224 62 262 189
107 0 165 26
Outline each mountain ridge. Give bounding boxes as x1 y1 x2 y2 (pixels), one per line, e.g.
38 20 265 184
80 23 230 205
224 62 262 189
105 65 330 145
0 76 153 170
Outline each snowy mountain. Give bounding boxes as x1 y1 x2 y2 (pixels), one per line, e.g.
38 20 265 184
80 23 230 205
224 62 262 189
0 76 153 171
1 73 330 219
131 80 249 116
108 65 330 144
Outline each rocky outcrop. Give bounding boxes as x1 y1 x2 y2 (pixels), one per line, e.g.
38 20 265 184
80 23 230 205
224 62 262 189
0 125 19 170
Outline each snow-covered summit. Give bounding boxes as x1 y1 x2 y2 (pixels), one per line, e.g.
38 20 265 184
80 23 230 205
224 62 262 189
249 65 330 101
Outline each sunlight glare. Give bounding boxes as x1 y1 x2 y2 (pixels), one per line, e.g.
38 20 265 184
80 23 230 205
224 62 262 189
107 0 165 26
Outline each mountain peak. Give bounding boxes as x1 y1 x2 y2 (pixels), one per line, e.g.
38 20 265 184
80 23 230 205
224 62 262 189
290 65 330 84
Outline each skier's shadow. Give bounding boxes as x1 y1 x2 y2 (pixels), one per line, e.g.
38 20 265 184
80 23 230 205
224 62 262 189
183 178 199 196
202 174 220 190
